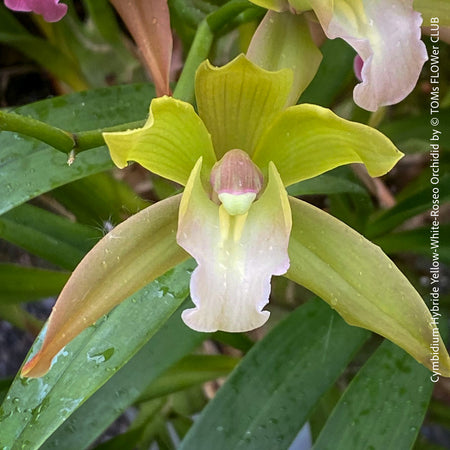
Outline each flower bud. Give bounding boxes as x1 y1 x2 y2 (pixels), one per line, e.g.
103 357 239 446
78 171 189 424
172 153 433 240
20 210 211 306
210 149 264 216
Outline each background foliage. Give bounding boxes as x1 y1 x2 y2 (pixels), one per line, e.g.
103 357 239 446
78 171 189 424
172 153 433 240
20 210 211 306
0 0 449 448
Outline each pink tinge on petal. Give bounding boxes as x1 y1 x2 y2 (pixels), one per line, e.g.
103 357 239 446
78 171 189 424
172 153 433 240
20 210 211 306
313 0 428 111
5 0 67 21
177 160 291 333
4 0 32 11
353 54 363 82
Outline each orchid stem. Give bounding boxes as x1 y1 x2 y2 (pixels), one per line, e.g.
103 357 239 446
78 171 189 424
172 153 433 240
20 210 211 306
172 20 213 103
73 120 145 152
0 109 145 154
368 106 386 128
0 110 75 153
206 0 252 32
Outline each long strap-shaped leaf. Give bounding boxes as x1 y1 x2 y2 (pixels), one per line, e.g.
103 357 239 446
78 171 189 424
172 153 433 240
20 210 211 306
287 197 450 376
0 261 195 448
40 304 206 450
0 83 154 216
313 339 433 449
179 300 369 450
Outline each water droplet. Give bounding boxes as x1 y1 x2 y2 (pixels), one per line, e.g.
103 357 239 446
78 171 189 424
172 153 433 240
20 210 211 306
216 425 224 432
87 347 115 364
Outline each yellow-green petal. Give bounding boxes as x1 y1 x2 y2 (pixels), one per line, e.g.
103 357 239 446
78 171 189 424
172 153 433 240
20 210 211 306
252 104 403 186
103 96 216 186
21 196 188 378
247 10 322 106
287 196 450 376
195 54 293 159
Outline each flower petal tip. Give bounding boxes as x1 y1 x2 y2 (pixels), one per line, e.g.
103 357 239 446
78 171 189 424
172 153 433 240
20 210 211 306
20 351 51 379
181 295 271 333
5 0 68 22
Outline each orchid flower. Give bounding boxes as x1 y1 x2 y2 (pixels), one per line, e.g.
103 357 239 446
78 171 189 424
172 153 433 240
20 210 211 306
4 0 67 22
21 55 450 378
249 0 428 111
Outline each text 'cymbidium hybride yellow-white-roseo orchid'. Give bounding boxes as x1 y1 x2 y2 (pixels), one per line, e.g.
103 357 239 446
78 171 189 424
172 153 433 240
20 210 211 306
21 55 450 378
249 0 428 111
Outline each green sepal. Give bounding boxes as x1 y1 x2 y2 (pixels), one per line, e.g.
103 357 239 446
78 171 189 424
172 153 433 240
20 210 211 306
195 54 293 159
247 10 322 106
287 196 450 376
103 96 216 186
22 195 189 378
253 104 404 186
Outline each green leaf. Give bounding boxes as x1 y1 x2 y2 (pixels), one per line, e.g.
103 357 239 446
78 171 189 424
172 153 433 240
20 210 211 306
212 331 254 352
195 54 292 159
56 0 143 88
253 104 403 186
287 167 366 196
179 300 369 450
313 340 433 449
103 96 216 186
0 203 99 270
299 38 355 107
0 83 155 216
379 109 450 154
21 196 188 378
51 172 148 226
287 197 450 376
0 304 42 335
0 4 88 90
367 173 450 238
138 354 239 402
41 303 205 450
0 260 195 449
373 224 450 265
0 264 69 304
0 378 12 404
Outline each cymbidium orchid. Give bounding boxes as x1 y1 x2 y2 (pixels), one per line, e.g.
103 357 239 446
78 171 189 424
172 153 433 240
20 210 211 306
4 0 67 22
21 55 450 379
249 0 428 111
